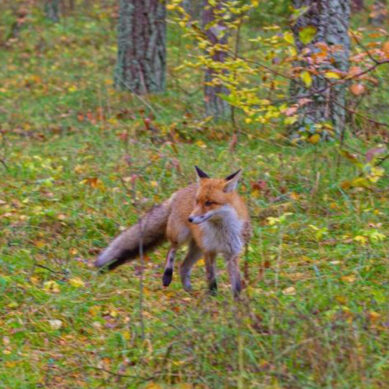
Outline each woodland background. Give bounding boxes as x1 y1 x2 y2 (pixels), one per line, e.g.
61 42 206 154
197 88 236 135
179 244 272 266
0 0 388 387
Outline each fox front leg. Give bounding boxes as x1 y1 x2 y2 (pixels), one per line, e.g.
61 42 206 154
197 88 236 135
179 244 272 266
180 241 202 291
162 247 176 287
226 255 242 298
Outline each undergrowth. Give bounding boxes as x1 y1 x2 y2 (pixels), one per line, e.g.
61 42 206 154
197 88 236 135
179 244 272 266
0 2 388 388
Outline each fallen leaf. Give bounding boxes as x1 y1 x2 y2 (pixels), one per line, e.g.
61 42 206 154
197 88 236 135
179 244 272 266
341 275 356 283
368 311 381 322
49 320 63 330
282 286 296 296
308 134 321 144
43 280 60 293
335 296 347 304
69 277 85 288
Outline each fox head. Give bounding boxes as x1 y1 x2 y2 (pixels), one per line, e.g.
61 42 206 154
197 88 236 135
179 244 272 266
188 166 242 224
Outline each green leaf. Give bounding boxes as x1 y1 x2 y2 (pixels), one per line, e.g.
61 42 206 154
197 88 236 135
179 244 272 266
299 26 317 45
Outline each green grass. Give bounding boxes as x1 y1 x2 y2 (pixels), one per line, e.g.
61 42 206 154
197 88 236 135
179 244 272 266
0 2 388 388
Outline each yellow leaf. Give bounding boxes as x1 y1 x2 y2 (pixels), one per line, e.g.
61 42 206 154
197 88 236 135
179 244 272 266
354 235 368 245
283 32 294 44
43 280 60 293
325 71 341 79
122 330 131 340
300 71 312 87
368 166 385 183
267 216 279 226
335 296 347 304
308 134 321 144
195 140 207 148
350 177 370 188
69 277 85 288
284 116 298 125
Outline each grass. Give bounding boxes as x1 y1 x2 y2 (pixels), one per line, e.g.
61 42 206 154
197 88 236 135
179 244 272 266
0 2 388 388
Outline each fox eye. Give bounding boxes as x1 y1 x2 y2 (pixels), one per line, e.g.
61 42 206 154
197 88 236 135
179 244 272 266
205 201 214 207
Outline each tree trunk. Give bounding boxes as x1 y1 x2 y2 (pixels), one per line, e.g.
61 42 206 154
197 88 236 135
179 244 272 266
45 0 60 22
203 0 230 119
370 0 387 25
114 0 166 94
290 0 351 141
351 0 364 12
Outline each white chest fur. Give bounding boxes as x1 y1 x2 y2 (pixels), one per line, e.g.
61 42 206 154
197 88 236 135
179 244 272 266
199 205 243 257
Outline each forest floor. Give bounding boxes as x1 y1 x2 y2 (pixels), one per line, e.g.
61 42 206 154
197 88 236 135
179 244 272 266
0 3 388 388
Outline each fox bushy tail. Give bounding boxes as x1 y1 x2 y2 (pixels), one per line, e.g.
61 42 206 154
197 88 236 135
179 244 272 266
95 203 170 270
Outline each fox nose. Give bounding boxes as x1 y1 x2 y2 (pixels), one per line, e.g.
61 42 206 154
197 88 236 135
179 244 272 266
188 216 194 223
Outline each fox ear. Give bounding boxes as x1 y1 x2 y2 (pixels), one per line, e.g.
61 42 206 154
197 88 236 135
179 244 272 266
195 166 210 179
224 169 241 192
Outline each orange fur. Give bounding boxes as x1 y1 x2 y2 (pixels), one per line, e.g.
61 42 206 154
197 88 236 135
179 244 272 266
96 168 251 297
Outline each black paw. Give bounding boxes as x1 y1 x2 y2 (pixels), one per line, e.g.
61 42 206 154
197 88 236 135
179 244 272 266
208 280 218 295
162 268 173 287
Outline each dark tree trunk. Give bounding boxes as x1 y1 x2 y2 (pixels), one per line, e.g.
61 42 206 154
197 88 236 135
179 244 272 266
370 0 387 25
351 0 364 12
203 0 230 119
290 0 351 141
45 0 60 22
114 0 166 94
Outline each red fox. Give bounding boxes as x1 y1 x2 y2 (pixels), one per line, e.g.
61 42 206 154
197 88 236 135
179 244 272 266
95 167 251 297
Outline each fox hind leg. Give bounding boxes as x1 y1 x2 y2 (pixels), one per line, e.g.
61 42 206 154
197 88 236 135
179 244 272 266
205 253 217 294
180 241 202 291
162 246 177 287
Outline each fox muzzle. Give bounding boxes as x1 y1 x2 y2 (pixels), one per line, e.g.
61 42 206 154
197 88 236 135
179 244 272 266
188 214 212 224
